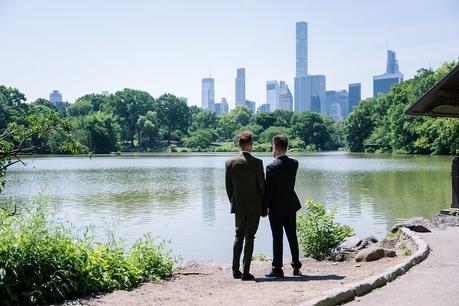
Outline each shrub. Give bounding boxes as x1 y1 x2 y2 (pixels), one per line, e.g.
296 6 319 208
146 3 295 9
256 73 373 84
0 198 175 305
297 200 353 260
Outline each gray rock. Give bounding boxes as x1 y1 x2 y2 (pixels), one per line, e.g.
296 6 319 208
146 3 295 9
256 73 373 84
330 235 379 261
339 235 362 249
391 217 433 233
355 246 396 262
433 214 459 227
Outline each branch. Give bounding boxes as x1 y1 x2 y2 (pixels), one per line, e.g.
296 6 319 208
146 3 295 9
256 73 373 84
1 160 20 171
0 202 17 216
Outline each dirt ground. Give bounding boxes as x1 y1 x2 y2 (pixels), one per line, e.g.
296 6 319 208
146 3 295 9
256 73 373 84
62 253 407 306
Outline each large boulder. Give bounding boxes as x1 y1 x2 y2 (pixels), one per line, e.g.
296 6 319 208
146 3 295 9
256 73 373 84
355 246 395 262
330 235 379 261
390 217 433 233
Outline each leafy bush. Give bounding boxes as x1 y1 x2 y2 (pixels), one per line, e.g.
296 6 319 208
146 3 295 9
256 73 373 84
297 200 353 260
0 198 175 305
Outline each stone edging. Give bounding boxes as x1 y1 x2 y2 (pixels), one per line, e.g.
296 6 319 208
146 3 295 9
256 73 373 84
301 228 430 306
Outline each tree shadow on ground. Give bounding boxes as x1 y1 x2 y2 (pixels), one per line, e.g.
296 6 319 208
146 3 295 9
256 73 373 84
255 274 346 282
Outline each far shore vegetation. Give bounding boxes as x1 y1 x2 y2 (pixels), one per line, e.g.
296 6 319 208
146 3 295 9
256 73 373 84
1 61 457 156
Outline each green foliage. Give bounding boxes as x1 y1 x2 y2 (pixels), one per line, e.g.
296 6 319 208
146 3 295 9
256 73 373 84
73 112 120 153
153 94 191 144
182 129 218 149
400 242 412 256
189 109 218 133
137 111 161 149
0 198 174 305
291 112 339 150
104 89 155 146
67 99 92 117
259 126 290 144
297 200 353 260
343 61 459 154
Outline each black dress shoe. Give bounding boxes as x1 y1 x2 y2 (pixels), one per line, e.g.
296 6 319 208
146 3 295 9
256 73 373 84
265 269 284 278
241 273 255 281
293 268 302 276
233 270 242 279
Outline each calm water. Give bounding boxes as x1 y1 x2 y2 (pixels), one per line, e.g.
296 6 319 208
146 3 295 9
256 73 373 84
1 152 452 261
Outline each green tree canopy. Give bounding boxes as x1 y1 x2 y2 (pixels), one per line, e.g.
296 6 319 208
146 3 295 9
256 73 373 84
153 94 191 144
104 89 155 146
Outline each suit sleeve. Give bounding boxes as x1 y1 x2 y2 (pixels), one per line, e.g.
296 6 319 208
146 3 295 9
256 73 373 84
257 160 265 197
263 165 273 214
225 162 233 203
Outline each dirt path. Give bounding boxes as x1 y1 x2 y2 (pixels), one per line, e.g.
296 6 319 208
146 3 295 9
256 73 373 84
67 254 406 306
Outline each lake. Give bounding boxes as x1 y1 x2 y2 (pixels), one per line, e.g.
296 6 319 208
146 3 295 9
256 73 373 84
1 152 452 262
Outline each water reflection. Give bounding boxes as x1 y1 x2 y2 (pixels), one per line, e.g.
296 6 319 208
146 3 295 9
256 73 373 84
0 152 452 261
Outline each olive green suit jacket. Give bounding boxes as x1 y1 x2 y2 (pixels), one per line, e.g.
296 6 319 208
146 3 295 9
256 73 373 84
225 152 265 215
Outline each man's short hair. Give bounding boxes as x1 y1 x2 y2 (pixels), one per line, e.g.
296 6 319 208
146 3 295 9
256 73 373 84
273 135 288 151
238 131 253 147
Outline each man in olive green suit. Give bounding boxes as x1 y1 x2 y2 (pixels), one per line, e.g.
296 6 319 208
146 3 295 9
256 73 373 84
225 131 266 281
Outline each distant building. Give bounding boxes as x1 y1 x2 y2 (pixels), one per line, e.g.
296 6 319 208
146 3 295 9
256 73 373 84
278 81 293 111
326 91 337 116
266 80 279 111
294 75 326 114
348 83 361 113
220 97 229 114
244 100 256 113
101 91 109 96
296 21 308 77
337 90 349 118
329 103 343 121
215 98 229 115
257 103 270 113
179 97 188 104
201 77 215 110
49 90 65 110
235 68 246 106
373 50 404 97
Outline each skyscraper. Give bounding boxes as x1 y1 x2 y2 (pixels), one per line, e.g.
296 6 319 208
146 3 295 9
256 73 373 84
266 80 279 111
49 90 64 110
244 100 256 113
220 97 229 114
294 75 326 113
373 50 404 97
278 81 293 111
235 68 246 106
296 21 308 77
337 90 349 118
257 103 270 113
348 83 361 113
201 77 215 110
326 90 337 116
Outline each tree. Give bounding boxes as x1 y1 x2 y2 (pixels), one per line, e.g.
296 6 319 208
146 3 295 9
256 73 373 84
216 106 254 141
189 110 219 132
73 112 120 153
104 89 155 146
33 98 56 110
0 86 28 130
153 94 191 145
67 99 92 117
183 129 218 149
0 110 85 195
259 126 290 144
137 111 160 148
75 94 109 112
343 99 376 152
291 112 336 150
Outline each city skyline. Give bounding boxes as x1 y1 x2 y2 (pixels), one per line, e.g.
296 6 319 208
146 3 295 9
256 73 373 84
0 0 458 107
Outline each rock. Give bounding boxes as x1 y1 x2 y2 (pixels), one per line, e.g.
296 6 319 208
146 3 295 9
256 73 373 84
390 217 433 233
433 214 459 227
339 235 362 249
355 246 396 262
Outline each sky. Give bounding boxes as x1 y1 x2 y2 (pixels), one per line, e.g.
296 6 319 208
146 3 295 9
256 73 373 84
0 0 458 108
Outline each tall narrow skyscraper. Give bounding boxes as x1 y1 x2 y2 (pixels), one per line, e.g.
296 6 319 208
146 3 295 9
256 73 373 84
296 22 308 77
348 83 361 113
235 68 246 106
373 50 404 97
201 77 215 110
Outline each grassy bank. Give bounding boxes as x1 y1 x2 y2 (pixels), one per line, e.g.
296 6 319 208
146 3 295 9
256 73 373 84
0 198 175 305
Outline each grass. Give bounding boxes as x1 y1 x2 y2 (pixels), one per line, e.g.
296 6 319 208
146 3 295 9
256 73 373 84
400 242 412 256
0 197 175 305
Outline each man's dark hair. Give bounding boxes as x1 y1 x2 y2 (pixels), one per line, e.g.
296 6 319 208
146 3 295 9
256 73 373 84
273 135 288 151
238 131 253 147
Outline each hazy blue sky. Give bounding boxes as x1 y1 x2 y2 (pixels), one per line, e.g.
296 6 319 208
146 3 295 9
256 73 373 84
1 0 458 108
